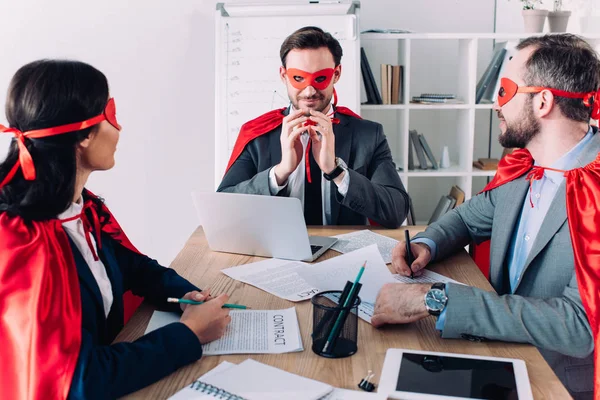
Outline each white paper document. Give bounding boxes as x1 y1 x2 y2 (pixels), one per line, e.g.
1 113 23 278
221 245 395 304
331 230 399 264
145 307 303 355
222 258 319 302
297 244 395 304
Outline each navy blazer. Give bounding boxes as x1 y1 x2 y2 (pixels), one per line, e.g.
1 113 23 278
67 231 202 400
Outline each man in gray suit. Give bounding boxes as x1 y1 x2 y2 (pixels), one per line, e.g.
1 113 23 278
372 34 599 399
218 26 409 228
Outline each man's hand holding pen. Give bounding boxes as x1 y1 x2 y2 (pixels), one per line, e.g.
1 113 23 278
391 237 432 278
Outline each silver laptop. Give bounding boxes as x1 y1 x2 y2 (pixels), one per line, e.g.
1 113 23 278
192 192 337 262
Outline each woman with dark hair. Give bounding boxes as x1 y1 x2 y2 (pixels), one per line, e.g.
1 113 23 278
0 60 232 400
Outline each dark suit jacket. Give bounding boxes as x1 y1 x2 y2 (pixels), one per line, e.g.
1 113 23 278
217 109 409 228
67 232 201 400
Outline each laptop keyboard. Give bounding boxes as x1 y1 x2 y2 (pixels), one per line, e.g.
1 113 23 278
310 245 323 255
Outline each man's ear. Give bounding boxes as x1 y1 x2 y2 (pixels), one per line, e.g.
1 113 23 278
279 66 287 85
333 64 342 84
537 89 555 118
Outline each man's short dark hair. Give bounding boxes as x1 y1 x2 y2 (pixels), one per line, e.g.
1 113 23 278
280 26 343 68
517 34 600 122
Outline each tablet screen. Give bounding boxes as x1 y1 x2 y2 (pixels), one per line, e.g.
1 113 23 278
396 352 519 399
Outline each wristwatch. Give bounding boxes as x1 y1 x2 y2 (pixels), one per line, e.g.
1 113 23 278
424 283 448 316
323 157 347 181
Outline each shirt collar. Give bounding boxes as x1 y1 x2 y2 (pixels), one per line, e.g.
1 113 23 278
57 196 84 221
537 127 594 183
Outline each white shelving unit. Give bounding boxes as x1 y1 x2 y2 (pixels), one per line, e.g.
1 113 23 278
360 32 600 223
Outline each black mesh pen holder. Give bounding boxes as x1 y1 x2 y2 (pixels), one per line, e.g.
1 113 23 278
311 287 361 358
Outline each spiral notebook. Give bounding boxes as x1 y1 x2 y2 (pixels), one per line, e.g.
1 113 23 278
169 359 333 400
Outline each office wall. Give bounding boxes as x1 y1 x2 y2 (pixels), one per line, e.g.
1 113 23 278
0 0 495 265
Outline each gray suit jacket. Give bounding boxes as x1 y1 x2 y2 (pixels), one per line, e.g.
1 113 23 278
217 109 409 228
415 132 599 398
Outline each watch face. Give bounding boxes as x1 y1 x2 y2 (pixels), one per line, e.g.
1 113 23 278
425 289 447 311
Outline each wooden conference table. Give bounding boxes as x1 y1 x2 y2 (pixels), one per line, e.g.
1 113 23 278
117 226 570 399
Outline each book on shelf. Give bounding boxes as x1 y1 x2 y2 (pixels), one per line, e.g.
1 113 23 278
418 133 438 170
409 130 428 170
391 65 402 104
360 47 382 104
449 185 465 207
473 157 499 170
427 185 464 225
378 63 403 105
381 64 389 105
476 43 507 104
411 96 463 104
419 93 456 99
428 195 456 224
386 64 393 104
408 130 437 170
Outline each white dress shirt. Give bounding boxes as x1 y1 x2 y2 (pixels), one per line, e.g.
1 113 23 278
59 200 113 318
267 107 350 224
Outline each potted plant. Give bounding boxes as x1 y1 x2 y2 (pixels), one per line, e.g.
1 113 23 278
548 0 571 32
519 0 549 33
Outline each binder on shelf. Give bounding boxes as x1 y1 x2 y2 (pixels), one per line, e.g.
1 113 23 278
428 195 456 225
418 134 438 170
360 48 376 104
410 130 428 170
360 48 382 104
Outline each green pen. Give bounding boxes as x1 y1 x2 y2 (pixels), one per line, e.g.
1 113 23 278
167 297 249 309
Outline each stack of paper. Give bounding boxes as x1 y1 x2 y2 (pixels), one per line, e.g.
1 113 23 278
145 307 303 355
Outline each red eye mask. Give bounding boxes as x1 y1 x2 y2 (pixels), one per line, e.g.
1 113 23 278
498 77 600 119
286 68 335 91
0 97 122 187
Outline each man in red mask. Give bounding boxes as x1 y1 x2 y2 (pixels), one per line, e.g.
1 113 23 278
372 34 600 399
218 26 409 228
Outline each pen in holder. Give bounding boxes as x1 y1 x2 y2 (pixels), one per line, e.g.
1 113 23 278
311 281 362 358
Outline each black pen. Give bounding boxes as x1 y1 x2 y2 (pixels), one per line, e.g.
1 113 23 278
405 229 414 279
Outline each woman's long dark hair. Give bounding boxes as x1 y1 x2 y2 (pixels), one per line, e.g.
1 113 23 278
0 60 109 221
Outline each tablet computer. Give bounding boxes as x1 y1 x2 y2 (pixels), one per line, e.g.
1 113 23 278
379 348 533 400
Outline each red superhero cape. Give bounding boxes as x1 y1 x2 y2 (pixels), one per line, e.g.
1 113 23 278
224 106 362 174
481 149 600 399
0 189 143 400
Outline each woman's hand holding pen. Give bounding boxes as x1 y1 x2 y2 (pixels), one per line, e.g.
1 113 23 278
180 293 232 345
179 289 212 312
391 241 432 277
